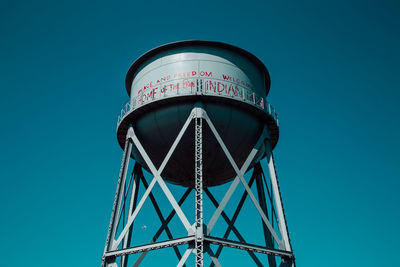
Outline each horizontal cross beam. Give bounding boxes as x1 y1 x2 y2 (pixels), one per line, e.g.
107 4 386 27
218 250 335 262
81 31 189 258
104 236 195 258
203 236 294 259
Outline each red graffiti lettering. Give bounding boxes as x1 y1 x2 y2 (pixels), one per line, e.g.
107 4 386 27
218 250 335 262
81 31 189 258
182 79 194 88
217 82 226 93
156 75 171 84
174 72 192 78
169 83 179 90
200 71 212 77
222 74 232 81
227 84 235 95
206 80 216 92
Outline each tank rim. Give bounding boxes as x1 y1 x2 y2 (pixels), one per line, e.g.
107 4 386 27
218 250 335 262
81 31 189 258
116 96 279 154
125 40 271 97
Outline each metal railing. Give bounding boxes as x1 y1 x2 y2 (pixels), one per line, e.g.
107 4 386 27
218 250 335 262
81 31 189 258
117 79 279 128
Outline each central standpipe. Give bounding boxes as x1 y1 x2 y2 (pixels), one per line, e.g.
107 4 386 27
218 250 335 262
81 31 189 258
195 114 204 267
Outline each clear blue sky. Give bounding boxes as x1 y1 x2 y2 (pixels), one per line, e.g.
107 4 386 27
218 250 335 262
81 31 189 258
1 0 399 266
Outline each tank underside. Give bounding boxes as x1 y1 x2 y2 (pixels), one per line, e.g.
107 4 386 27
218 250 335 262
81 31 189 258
117 96 279 187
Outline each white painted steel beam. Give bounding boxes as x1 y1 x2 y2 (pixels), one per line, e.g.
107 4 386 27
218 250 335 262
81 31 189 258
102 128 134 267
210 173 261 267
204 188 263 267
255 164 277 267
131 119 192 231
177 249 194 267
140 174 184 261
134 188 192 267
105 236 195 258
113 113 196 250
204 236 294 258
206 247 222 267
206 138 262 235
113 176 157 250
265 142 293 253
105 106 294 266
202 109 283 248
121 168 140 267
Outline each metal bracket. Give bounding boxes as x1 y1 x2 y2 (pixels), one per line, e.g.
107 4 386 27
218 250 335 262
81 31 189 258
126 126 135 141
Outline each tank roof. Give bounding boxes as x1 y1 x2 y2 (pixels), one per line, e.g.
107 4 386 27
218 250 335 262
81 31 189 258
125 40 271 96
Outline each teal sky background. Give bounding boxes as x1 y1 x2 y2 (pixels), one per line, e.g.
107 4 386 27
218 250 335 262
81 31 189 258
1 0 399 266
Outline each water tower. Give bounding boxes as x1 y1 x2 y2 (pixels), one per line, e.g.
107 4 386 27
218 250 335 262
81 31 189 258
102 41 295 266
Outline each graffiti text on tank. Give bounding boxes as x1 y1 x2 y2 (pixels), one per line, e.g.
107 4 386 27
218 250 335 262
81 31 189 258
135 70 256 106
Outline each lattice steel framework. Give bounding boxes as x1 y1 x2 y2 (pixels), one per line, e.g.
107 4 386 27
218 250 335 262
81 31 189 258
102 107 295 266
195 115 204 267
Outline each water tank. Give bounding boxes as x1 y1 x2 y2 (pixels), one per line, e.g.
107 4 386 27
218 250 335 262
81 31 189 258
117 41 279 187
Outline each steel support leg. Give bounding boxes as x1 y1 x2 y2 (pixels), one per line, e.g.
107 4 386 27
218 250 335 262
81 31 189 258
121 164 141 267
102 127 134 267
255 163 277 267
194 116 204 267
265 142 295 267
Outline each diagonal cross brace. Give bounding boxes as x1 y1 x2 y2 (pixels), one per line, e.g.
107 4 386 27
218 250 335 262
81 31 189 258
200 109 284 249
133 189 192 267
177 249 194 267
113 109 198 250
140 173 183 261
107 106 293 266
206 133 263 235
206 246 222 267
113 174 157 250
210 171 258 267
204 188 263 267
